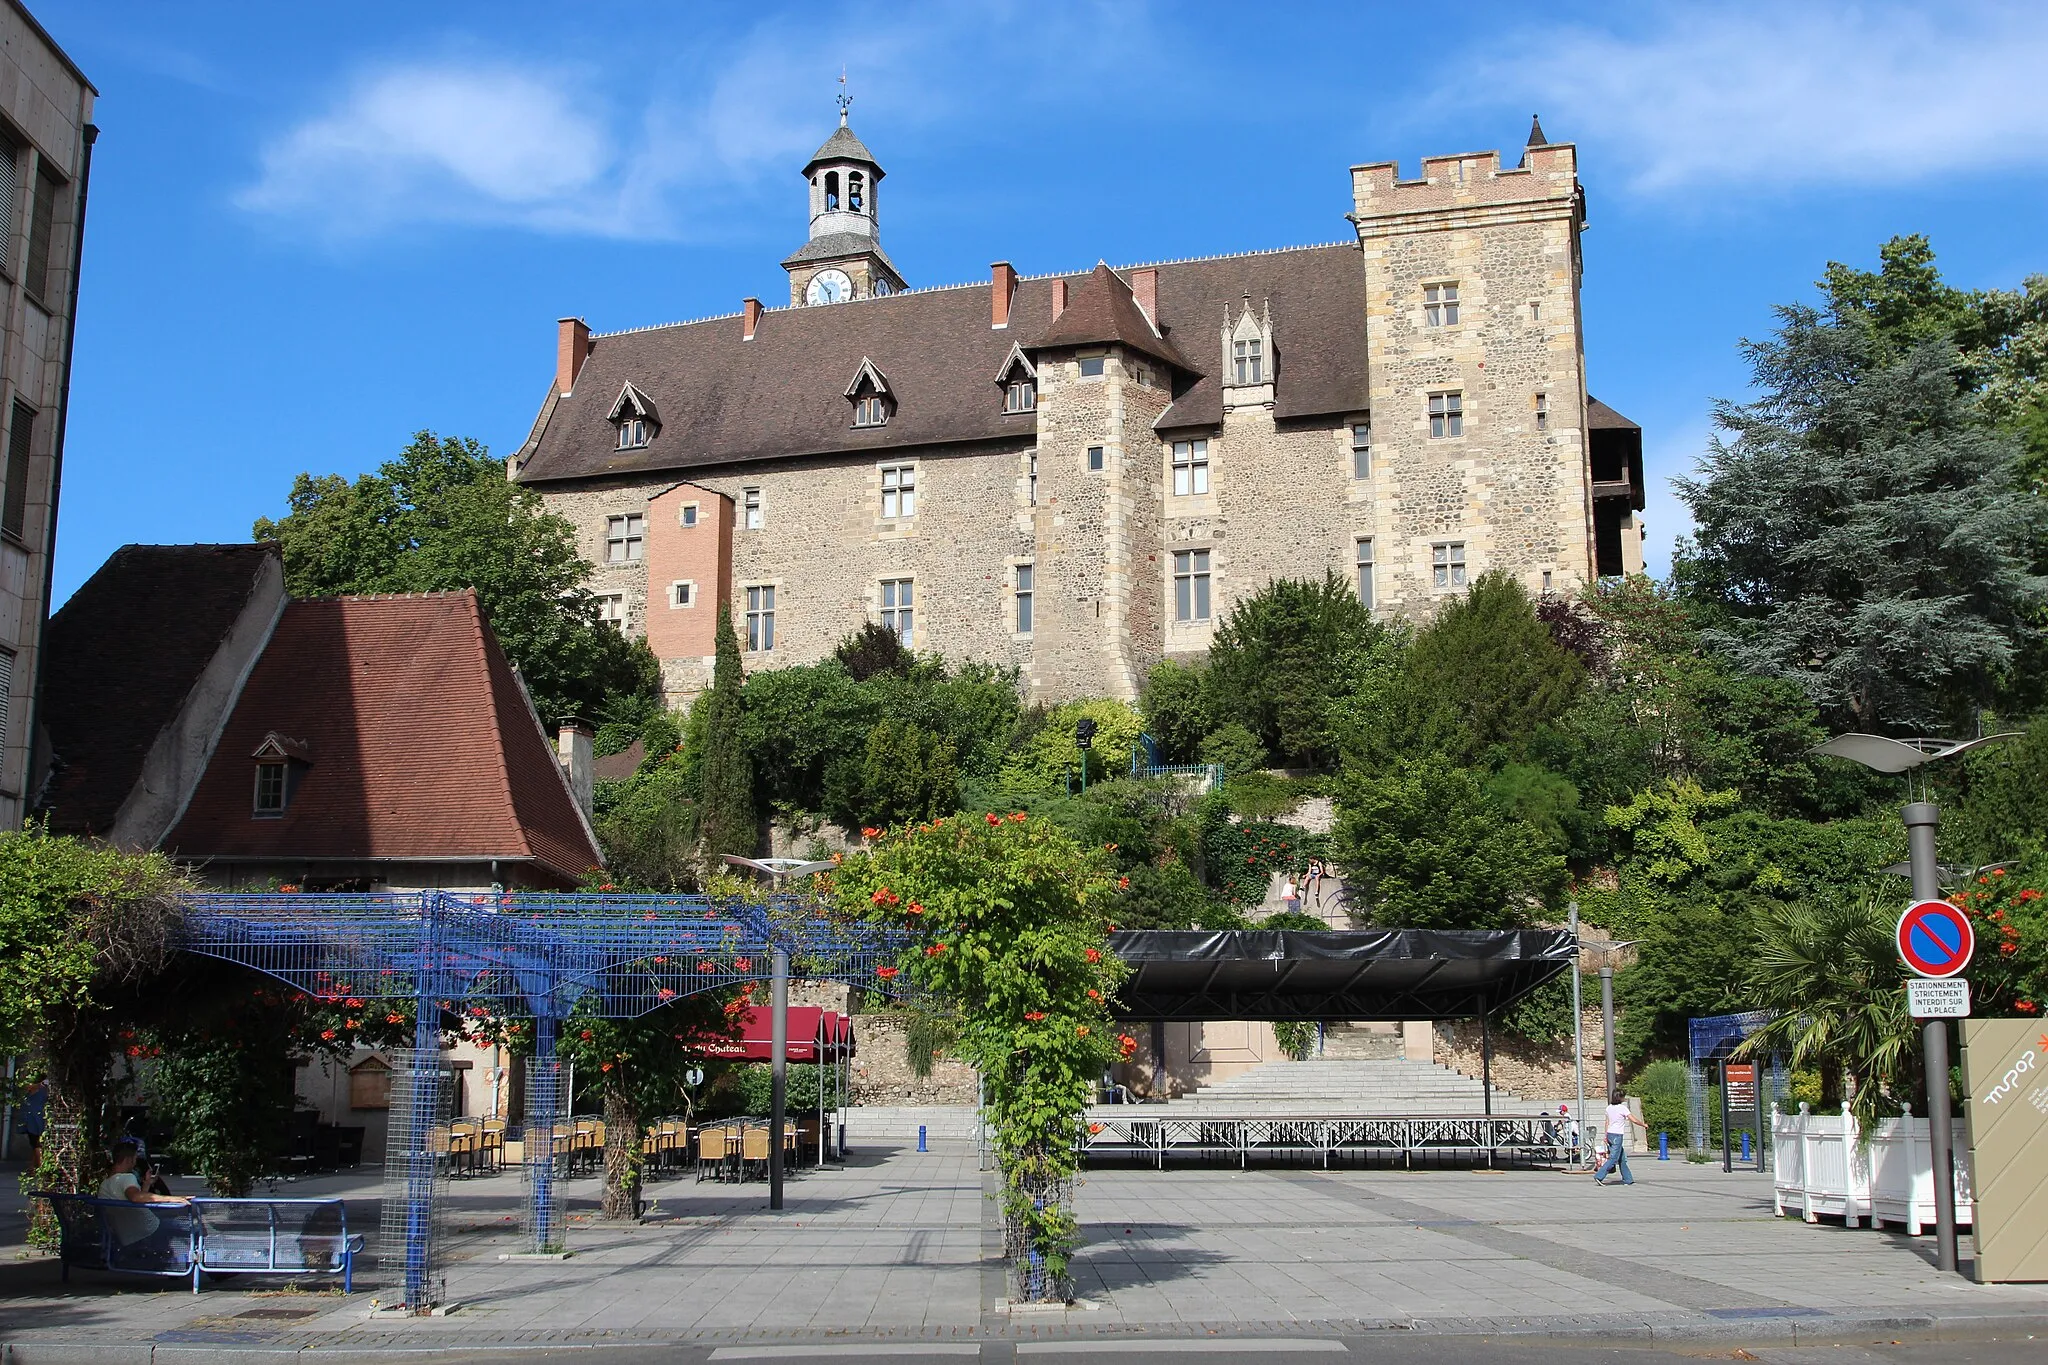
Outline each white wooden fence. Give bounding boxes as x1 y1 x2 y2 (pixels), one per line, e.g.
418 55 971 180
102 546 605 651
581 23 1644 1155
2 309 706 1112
1772 1102 1973 1233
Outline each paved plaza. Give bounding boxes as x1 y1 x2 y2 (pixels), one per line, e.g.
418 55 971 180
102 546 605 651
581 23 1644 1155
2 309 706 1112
5 1138 2048 1357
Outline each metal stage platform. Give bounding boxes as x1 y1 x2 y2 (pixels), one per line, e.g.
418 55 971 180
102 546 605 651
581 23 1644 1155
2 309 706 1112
1080 1111 1584 1169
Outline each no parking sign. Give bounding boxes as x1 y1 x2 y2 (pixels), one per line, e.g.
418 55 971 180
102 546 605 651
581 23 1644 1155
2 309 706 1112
1897 898 1974 979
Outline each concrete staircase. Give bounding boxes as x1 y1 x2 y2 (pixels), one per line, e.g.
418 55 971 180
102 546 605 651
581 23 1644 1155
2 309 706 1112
1114 1058 1557 1116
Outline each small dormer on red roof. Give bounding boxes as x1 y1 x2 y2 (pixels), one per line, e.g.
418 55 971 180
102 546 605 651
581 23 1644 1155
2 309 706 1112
251 732 312 818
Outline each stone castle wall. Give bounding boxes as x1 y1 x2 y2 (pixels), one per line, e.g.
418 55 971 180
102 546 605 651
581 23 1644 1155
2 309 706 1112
1352 144 1593 614
538 143 1598 708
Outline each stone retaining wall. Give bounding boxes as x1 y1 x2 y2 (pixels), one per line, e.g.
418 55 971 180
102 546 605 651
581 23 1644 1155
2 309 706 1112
847 1013 979 1107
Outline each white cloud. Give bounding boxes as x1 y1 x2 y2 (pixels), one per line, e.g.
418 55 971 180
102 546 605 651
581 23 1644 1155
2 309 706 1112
237 3 1164 243
237 65 617 235
1476 3 2048 194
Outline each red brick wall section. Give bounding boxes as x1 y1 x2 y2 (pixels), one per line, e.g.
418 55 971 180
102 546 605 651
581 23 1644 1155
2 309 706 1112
645 483 732 662
990 262 1016 328
556 317 591 395
1129 267 1157 326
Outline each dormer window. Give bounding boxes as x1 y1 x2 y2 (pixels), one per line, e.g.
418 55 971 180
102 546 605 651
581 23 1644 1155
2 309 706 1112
994 344 1038 415
254 761 286 815
606 382 661 449
1220 295 1275 410
1233 338 1263 385
251 732 311 818
843 356 894 429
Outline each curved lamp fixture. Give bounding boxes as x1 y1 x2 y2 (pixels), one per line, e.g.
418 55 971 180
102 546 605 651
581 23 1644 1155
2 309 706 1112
1811 732 2022 773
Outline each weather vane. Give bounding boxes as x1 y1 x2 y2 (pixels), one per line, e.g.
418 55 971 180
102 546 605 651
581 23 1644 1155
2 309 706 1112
837 68 851 125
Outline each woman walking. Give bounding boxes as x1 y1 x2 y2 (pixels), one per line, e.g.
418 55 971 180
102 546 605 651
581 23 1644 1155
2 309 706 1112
1593 1088 1646 1185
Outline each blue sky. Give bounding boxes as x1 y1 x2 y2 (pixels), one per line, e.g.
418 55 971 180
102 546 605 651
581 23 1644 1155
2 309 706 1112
40 0 2048 604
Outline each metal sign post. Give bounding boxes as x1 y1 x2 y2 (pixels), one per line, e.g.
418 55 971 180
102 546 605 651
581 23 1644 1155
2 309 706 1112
1902 803 1966 1274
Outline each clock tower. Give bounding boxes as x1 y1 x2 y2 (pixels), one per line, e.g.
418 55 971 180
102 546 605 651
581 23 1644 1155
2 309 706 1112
784 99 905 306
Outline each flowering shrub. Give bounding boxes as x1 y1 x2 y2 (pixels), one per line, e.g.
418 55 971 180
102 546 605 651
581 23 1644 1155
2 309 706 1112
1203 818 1333 907
1946 864 2048 1015
835 813 1125 1298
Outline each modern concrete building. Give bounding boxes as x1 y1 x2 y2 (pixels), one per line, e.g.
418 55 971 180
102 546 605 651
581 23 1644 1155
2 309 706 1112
0 0 92 829
512 113 1645 709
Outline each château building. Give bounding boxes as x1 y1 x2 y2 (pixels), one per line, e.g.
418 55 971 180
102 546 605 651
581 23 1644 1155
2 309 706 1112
510 112 1645 708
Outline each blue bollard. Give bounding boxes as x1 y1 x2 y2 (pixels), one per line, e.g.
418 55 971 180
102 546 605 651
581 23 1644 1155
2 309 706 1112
1658 1131 1669 1160
917 1124 928 1152
1741 1131 1751 1163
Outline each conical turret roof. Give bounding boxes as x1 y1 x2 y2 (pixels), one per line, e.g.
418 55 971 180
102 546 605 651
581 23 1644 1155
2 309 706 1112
803 122 882 177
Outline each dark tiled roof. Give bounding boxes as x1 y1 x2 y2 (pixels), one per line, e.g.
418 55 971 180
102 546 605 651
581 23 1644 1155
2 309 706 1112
1586 396 1640 431
39 544 280 836
781 232 901 272
593 738 646 783
1035 263 1192 372
516 242 1369 485
804 124 880 174
164 592 601 886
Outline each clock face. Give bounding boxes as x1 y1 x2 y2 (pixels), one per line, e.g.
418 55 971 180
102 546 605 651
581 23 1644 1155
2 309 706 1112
873 278 892 296
806 269 853 305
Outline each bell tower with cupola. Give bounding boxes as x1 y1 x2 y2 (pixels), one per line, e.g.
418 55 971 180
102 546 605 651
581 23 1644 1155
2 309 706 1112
783 87 906 307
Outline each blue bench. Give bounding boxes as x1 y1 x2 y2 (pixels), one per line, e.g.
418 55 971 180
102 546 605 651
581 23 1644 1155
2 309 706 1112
36 1194 363 1293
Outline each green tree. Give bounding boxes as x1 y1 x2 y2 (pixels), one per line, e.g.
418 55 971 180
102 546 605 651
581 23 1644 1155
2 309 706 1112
253 431 656 726
1139 659 1213 763
1198 722 1268 779
1739 891 1917 1120
834 620 913 681
556 990 742 1220
0 827 184 1202
1674 305 2045 730
835 814 1127 1298
837 719 961 830
592 759 701 889
1331 757 1565 929
1399 571 1585 765
698 604 756 862
1206 572 1383 768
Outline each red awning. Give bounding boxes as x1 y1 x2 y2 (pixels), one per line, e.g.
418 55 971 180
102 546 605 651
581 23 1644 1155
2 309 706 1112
699 1005 821 1061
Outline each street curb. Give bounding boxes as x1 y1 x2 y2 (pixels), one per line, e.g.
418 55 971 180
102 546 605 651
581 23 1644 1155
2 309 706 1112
6 1311 2047 1361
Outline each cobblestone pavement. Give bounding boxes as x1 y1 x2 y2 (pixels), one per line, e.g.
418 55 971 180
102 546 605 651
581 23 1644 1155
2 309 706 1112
4 1143 2047 1357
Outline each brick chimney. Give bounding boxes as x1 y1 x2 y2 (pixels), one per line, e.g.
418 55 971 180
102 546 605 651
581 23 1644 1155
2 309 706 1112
742 297 762 340
990 262 1017 329
556 317 591 396
556 720 594 816
1129 268 1158 326
1051 279 1068 321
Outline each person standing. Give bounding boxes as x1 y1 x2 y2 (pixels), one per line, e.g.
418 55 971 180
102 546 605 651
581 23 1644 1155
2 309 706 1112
1593 1088 1646 1185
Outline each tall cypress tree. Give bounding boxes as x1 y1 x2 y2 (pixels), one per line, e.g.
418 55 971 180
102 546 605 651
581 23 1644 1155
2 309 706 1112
698 603 756 862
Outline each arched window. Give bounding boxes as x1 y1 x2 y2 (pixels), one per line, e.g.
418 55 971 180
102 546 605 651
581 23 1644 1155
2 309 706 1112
825 172 840 211
848 172 864 212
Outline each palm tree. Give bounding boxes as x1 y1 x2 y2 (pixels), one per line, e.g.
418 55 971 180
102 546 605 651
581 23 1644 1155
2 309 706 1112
1738 890 1918 1124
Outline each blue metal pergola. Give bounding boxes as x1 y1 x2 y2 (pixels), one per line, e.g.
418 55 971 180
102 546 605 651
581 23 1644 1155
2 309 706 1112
178 891 908 1311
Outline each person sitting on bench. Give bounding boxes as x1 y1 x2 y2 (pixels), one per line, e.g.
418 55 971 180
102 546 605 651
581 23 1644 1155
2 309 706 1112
97 1140 188 1263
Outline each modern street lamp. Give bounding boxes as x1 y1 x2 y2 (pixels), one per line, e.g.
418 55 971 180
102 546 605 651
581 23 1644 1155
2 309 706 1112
1811 731 2019 1274
722 855 837 1211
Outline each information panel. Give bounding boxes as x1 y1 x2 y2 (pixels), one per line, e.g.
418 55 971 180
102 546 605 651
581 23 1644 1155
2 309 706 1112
1962 1019 2048 1282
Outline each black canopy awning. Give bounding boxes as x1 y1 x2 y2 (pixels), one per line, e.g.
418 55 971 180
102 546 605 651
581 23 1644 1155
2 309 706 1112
1107 929 1575 1022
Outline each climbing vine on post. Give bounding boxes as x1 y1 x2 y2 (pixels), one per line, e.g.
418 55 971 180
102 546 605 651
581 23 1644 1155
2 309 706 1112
834 812 1129 1301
